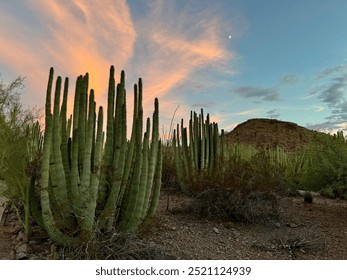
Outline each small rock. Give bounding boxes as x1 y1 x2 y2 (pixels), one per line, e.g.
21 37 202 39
28 240 39 246
288 223 298 228
17 251 28 260
10 250 16 260
16 243 28 260
28 255 41 260
171 226 177 231
9 225 21 234
213 227 219 234
275 222 281 228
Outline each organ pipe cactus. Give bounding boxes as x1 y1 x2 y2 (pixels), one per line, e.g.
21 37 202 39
173 109 224 191
39 66 162 245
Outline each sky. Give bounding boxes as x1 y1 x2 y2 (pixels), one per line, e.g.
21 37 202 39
1 0 347 136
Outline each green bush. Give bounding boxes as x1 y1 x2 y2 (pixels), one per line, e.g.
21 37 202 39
0 75 41 235
296 132 347 195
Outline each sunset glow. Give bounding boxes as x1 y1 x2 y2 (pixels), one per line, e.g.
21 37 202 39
1 0 347 133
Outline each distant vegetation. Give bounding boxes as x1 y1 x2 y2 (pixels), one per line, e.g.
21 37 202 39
225 118 347 200
0 76 41 235
298 131 347 199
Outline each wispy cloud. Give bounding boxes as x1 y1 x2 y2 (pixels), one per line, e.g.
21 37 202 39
0 0 137 121
309 64 347 129
231 109 259 116
130 0 234 120
280 74 300 85
191 102 216 109
316 64 347 79
233 86 280 102
266 109 280 119
317 74 347 107
314 105 325 112
306 121 347 134
0 0 235 132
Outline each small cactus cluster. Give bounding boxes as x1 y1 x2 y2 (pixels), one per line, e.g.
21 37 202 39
172 109 224 191
304 191 313 203
37 66 162 245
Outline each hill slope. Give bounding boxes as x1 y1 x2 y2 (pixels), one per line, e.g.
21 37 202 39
225 118 318 151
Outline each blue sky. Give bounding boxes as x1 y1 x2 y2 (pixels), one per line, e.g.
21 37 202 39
1 0 347 134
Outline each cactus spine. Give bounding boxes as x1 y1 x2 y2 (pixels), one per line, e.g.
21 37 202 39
39 66 162 245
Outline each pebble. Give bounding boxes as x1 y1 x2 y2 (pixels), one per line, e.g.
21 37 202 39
9 225 21 234
15 243 28 260
213 227 219 234
288 223 298 228
10 250 16 260
28 240 39 245
275 222 281 228
231 229 241 237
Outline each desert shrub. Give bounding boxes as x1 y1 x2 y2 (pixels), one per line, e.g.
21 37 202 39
193 150 285 223
0 76 41 184
295 132 347 195
320 183 347 200
0 75 42 235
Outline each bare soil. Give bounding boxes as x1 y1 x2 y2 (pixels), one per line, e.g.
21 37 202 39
143 189 347 259
0 189 346 260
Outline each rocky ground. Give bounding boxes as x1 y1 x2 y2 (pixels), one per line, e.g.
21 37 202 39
0 189 346 260
144 189 347 259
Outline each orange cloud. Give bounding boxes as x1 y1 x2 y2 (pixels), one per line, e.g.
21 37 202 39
1 0 235 135
29 0 136 103
0 0 136 114
129 1 234 130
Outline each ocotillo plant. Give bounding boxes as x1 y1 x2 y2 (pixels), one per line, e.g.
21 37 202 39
39 66 162 245
172 109 224 191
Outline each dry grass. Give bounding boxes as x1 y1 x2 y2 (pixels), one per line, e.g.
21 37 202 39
56 229 175 260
